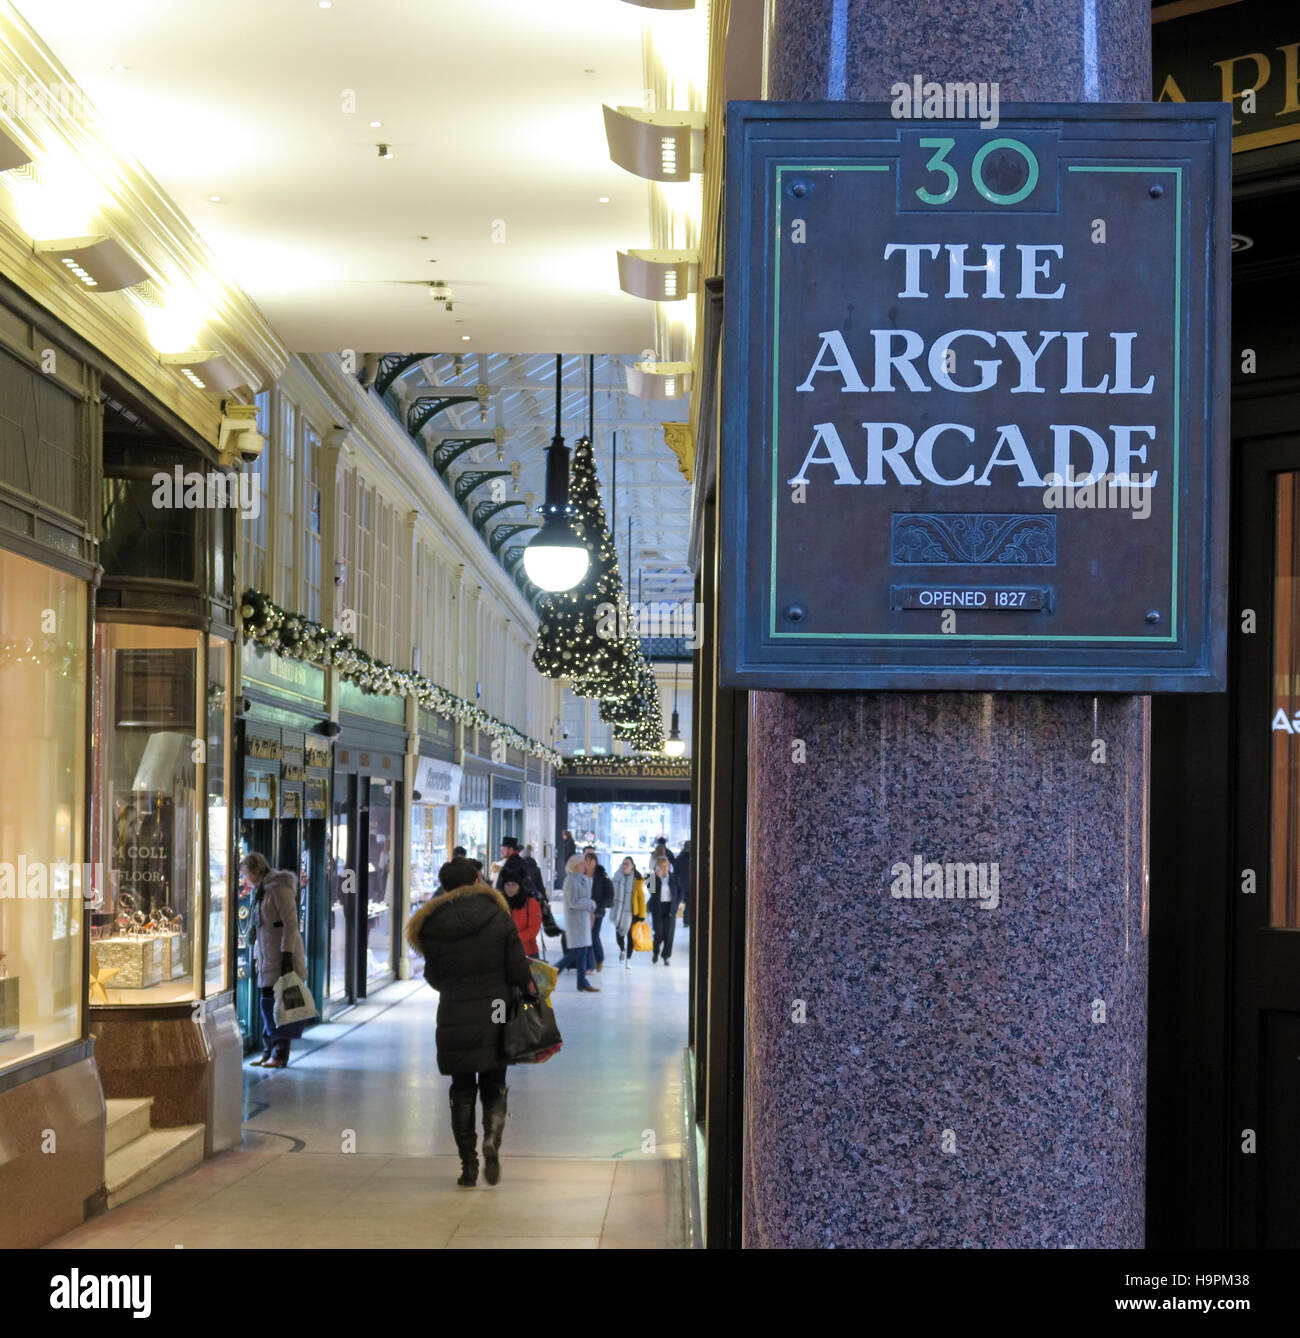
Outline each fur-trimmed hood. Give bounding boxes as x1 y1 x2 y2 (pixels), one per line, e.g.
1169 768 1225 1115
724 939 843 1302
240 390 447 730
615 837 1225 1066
406 880 509 949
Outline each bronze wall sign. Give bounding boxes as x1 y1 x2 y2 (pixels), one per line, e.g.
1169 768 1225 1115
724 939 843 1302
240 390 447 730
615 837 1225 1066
721 102 1231 691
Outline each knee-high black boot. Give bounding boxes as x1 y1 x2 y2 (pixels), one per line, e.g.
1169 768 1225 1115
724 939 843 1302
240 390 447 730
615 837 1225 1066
450 1087 478 1187
480 1082 508 1186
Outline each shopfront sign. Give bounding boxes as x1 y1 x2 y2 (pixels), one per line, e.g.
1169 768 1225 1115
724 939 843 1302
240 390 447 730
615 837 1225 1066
246 733 281 762
414 757 462 806
721 102 1230 691
1153 3 1300 160
558 758 692 780
241 642 325 704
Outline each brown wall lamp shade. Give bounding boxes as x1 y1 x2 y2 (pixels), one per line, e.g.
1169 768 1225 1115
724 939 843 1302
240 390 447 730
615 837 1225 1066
33 235 149 291
617 248 700 302
603 105 704 182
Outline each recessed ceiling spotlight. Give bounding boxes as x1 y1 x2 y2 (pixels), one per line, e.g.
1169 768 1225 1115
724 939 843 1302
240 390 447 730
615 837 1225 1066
370 120 382 128
110 64 128 73
461 335 471 342
208 194 222 202
598 196 611 204
319 1 332 8
1231 233 1254 253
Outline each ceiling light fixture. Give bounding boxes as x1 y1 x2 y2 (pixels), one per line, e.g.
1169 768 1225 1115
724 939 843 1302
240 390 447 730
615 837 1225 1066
523 355 590 594
617 248 699 301
598 196 611 204
208 194 222 202
626 359 692 399
603 104 704 182
370 120 382 128
34 236 148 291
110 64 128 73
461 335 471 341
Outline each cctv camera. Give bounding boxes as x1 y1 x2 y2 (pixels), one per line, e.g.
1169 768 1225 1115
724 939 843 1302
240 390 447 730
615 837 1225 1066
239 430 265 465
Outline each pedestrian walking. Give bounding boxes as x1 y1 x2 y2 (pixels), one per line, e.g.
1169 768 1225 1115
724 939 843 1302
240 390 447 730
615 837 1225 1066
610 855 647 968
406 858 538 1187
648 856 681 965
504 875 541 957
551 854 599 991
241 852 308 1069
583 845 613 973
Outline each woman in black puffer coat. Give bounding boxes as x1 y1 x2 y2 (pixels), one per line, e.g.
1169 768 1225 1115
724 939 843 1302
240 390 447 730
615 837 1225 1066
406 857 536 1187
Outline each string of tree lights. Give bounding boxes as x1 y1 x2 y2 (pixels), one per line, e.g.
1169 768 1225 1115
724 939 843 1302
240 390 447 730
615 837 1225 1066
239 589 562 764
531 432 664 752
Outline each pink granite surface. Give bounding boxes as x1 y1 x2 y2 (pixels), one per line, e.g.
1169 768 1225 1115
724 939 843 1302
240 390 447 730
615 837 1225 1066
744 691 1148 1247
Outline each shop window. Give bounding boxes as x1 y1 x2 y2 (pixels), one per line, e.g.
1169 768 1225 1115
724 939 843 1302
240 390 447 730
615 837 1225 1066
376 501 393 663
302 423 322 623
101 472 197 582
0 549 87 1072
366 781 394 983
205 640 232 994
357 483 373 650
91 624 227 1004
276 398 297 606
243 393 271 593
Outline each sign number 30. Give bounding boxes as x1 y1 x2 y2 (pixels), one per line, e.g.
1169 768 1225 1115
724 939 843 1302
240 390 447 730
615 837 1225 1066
915 136 1040 206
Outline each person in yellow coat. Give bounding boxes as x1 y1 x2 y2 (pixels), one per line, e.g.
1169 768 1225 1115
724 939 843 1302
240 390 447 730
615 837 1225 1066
610 856 648 969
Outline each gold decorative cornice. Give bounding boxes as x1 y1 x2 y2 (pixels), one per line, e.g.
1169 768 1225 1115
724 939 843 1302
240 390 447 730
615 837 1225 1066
662 420 694 481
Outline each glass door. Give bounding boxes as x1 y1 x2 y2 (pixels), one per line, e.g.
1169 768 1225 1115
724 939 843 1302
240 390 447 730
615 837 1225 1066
328 772 357 1008
1234 444 1300 1247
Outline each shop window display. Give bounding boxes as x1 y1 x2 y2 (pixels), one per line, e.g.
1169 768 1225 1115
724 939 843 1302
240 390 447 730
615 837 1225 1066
205 641 231 994
365 781 394 983
0 550 88 1070
408 802 448 969
91 624 231 1004
567 801 691 873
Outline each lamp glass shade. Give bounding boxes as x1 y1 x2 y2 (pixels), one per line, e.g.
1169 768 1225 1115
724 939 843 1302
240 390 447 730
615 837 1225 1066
523 517 590 592
663 736 686 757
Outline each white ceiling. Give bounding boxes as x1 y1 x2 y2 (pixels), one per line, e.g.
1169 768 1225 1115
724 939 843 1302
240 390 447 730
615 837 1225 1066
18 0 665 353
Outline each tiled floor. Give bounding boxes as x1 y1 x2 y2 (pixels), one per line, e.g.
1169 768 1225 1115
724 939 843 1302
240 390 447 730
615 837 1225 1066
49 928 690 1250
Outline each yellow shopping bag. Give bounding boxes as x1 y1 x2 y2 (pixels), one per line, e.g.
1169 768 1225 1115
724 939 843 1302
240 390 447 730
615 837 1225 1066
630 920 653 953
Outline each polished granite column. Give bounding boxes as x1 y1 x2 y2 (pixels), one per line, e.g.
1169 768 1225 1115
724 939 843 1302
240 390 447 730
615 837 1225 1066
743 0 1153 1248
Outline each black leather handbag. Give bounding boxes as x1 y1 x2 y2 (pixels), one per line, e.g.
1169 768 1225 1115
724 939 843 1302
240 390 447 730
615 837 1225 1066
501 990 562 1064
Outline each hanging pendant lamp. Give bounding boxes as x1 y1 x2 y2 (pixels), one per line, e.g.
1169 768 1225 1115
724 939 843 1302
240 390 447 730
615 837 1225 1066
664 649 685 756
523 354 591 593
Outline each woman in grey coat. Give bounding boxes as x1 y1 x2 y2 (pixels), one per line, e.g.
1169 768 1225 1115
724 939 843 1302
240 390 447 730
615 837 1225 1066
610 856 641 966
551 854 599 992
241 852 308 1068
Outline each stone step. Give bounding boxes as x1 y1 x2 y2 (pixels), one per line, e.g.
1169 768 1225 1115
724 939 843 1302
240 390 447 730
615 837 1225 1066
105 1125 205 1210
104 1097 154 1156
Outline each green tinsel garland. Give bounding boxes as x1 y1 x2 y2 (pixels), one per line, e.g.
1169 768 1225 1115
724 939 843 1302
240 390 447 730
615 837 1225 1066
239 589 561 766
